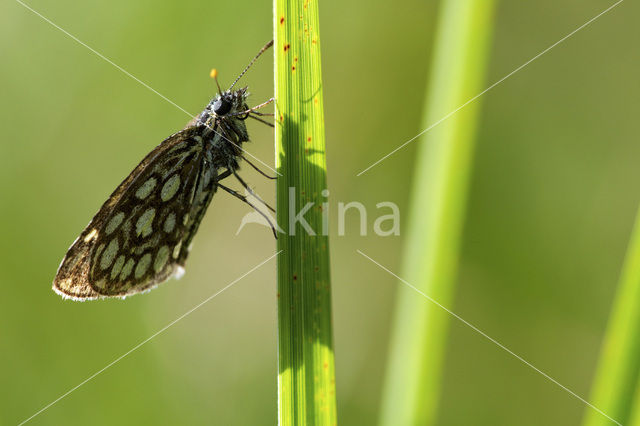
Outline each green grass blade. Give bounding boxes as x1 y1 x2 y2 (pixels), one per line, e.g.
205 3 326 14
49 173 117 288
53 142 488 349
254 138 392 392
583 206 640 426
628 375 640 425
274 0 336 425
379 1 496 425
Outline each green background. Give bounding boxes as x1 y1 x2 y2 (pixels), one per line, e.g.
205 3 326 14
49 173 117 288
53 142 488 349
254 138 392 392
0 0 637 424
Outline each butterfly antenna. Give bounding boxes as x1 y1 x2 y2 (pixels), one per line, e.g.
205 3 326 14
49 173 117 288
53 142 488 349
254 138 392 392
229 40 274 90
210 68 224 94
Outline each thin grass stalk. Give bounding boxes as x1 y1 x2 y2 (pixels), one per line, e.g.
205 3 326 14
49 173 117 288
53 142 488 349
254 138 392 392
274 0 337 424
379 1 496 424
583 206 640 426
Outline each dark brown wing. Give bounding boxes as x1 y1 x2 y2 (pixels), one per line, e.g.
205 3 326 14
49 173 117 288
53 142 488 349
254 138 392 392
53 126 215 300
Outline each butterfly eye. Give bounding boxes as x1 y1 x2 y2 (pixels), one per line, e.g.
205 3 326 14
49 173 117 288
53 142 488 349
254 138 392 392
213 97 231 115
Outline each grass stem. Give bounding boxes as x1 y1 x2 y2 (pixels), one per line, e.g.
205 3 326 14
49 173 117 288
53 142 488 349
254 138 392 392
379 1 496 424
274 0 337 424
583 206 640 426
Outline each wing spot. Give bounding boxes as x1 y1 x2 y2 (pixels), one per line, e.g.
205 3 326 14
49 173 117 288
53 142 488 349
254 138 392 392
136 208 156 238
100 238 119 270
164 212 176 233
154 246 170 272
120 258 135 280
93 243 105 266
135 253 152 278
105 212 125 235
122 219 132 247
111 255 125 279
136 177 157 199
172 241 182 259
84 229 98 242
161 174 181 201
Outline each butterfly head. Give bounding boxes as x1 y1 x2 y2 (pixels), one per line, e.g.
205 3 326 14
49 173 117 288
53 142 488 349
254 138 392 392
210 89 248 117
196 88 249 129
212 94 232 116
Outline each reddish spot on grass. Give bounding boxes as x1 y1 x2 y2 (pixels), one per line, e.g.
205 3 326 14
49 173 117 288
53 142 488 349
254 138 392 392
284 43 290 52
280 16 284 25
292 66 296 71
293 274 298 281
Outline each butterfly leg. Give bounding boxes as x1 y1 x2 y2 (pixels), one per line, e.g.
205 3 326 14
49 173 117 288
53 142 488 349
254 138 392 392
249 98 275 115
217 169 232 180
247 114 274 128
217 167 276 212
231 171 276 213
230 98 275 117
241 155 278 179
217 183 278 238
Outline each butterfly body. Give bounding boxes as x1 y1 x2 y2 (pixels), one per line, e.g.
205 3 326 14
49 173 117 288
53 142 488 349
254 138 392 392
53 88 252 300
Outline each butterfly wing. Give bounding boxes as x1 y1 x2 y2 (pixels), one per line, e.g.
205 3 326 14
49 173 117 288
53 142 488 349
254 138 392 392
53 125 218 300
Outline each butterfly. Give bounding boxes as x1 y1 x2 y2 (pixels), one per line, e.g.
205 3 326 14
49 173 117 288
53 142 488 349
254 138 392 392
53 40 276 301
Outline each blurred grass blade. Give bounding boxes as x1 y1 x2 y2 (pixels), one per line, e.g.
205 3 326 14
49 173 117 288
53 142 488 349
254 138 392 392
628 373 640 426
274 0 337 424
583 206 640 426
379 1 496 425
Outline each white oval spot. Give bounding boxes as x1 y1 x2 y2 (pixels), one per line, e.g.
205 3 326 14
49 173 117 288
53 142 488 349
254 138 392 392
161 174 181 201
154 246 170 272
84 228 98 242
120 258 135 280
100 238 119 270
111 255 125 279
163 212 176 233
105 212 125 235
136 208 156 237
173 265 185 279
136 177 157 199
135 253 152 278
